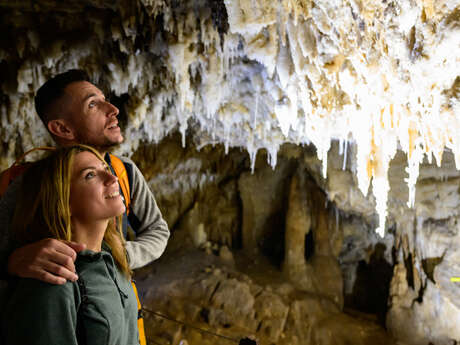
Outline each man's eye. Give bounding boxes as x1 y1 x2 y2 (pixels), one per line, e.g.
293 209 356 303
85 171 96 179
89 101 96 108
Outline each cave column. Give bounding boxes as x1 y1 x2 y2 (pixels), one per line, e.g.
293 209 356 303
283 168 311 277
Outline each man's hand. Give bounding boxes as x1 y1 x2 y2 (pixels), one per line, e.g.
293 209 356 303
7 239 86 285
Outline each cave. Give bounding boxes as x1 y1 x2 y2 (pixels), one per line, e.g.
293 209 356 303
0 1 459 344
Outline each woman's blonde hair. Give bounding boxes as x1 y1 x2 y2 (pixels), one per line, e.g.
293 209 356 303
12 145 131 277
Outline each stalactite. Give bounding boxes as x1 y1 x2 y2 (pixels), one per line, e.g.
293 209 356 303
0 1 459 234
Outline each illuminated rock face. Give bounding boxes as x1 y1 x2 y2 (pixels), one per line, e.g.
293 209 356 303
0 1 459 344
1 0 459 235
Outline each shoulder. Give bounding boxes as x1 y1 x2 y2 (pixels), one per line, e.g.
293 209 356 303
15 278 77 298
109 154 139 174
4 279 80 345
0 174 22 205
113 154 135 166
8 278 79 310
108 153 135 166
110 154 145 182
0 176 22 228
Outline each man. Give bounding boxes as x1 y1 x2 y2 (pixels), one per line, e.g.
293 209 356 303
0 69 169 284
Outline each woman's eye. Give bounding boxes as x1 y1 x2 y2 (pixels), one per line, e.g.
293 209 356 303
85 171 96 179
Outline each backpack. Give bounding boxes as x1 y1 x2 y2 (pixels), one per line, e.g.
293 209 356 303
0 147 56 196
109 154 131 215
0 147 147 345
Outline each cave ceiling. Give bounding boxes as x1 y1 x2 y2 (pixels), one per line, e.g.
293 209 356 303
0 0 459 235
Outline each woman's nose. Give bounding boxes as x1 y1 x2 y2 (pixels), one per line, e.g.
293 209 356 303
104 171 118 185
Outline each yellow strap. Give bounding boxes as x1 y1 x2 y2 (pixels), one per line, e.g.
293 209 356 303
131 281 147 345
110 157 143 342
109 154 131 214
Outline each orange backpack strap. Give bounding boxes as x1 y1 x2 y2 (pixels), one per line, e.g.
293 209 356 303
109 154 131 214
131 281 147 345
111 157 143 343
0 147 56 197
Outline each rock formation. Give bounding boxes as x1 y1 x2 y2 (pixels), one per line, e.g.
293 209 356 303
1 1 459 344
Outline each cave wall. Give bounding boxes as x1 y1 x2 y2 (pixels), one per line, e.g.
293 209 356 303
132 133 460 344
1 1 460 344
132 136 397 345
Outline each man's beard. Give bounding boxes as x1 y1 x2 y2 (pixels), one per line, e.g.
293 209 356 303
76 134 121 154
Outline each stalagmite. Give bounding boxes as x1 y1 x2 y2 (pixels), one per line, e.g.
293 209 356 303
284 170 311 277
284 165 343 307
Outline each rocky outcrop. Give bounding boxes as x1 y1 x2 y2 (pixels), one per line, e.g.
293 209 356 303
1 1 459 344
137 248 395 345
128 135 460 345
283 168 343 308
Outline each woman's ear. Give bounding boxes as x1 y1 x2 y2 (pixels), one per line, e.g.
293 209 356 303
48 119 76 141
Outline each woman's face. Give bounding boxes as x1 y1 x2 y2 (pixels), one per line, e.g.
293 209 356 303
69 151 126 222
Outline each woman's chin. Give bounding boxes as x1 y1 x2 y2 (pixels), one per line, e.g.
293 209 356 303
115 203 126 216
106 197 126 217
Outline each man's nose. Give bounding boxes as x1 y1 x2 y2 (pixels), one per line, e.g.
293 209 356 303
105 101 119 117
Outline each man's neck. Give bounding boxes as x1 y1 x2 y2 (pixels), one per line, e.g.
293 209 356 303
55 139 110 157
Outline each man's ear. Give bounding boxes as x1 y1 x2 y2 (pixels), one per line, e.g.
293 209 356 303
47 119 76 141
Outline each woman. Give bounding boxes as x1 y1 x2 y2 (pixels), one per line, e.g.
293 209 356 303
3 145 139 345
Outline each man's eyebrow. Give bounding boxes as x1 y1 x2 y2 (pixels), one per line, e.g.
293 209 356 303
82 93 105 103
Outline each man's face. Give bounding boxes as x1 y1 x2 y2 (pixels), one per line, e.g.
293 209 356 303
63 81 123 150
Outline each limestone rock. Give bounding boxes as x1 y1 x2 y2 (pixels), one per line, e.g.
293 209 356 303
1 0 460 238
219 245 235 267
139 248 395 345
238 153 295 255
283 167 343 307
1 1 460 343
130 134 459 345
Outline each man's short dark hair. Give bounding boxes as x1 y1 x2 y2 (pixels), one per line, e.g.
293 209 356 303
35 69 91 125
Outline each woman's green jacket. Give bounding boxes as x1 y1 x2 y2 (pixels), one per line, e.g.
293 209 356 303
2 245 139 345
